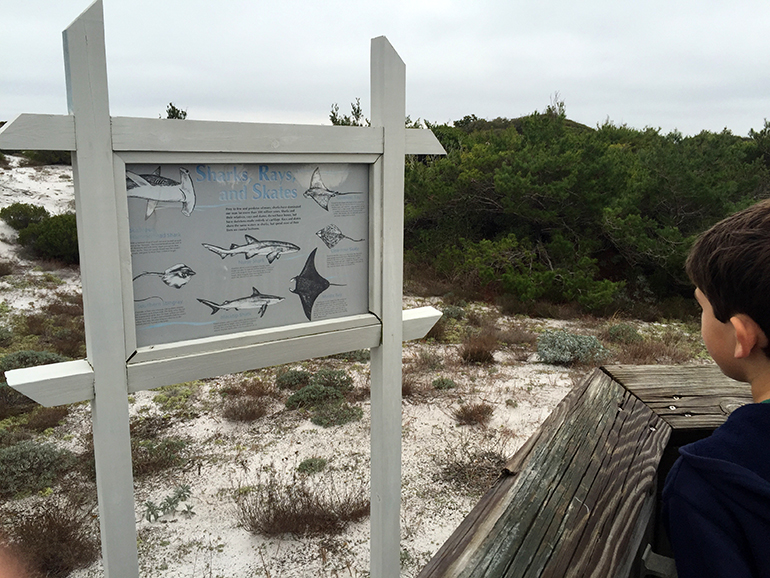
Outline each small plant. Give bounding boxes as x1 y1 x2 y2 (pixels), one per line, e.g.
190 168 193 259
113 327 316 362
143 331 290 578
222 396 268 422
435 443 507 495
537 330 609 366
310 402 363 428
152 382 198 417
275 368 312 391
459 329 498 364
441 305 465 321
603 322 643 344
310 368 353 393
144 485 193 522
0 440 74 499
453 402 494 426
329 349 370 363
432 377 457 390
0 202 50 231
22 405 69 432
411 348 443 372
297 457 327 475
285 384 343 410
131 436 189 478
0 261 15 277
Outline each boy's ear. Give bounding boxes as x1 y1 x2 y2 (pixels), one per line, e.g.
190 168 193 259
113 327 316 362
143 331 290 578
730 314 769 358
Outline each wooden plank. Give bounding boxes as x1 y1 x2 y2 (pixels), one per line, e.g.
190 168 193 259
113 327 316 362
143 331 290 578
112 117 443 156
5 359 94 406
369 35 407 578
127 323 381 392
63 2 140 576
418 372 598 578
604 365 751 430
0 113 76 151
417 369 671 578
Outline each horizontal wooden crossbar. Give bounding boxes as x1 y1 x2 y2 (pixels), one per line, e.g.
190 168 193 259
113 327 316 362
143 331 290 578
0 113 446 156
6 305 441 406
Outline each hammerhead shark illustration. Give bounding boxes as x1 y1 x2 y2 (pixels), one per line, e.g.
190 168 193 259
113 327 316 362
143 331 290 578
303 167 364 211
197 287 284 317
126 167 196 219
201 235 300 264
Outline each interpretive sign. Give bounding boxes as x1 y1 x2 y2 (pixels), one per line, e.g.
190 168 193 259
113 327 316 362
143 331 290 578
127 163 369 346
0 2 445 577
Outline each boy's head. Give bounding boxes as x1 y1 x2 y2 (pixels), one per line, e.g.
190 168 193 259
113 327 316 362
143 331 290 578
686 198 770 357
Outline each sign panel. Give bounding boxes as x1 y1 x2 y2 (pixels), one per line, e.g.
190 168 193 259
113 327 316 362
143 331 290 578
127 162 369 347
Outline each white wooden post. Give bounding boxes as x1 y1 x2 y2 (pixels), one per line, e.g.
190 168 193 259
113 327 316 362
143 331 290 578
369 36 406 578
63 2 140 576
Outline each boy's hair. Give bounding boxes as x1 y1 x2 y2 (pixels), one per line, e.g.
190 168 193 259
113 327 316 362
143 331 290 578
686 198 770 355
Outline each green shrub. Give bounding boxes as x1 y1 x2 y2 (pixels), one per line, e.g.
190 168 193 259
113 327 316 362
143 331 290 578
310 402 363 428
285 384 343 410
0 203 50 231
275 368 312 391
441 305 465 321
0 440 74 499
297 457 327 475
537 330 609 365
18 213 79 264
432 377 457 390
604 322 643 344
310 368 353 393
19 150 71 166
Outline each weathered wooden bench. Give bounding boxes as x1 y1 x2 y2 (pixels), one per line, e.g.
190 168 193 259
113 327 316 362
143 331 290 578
417 365 751 578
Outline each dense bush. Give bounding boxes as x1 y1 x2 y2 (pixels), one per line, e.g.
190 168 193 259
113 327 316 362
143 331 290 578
285 383 343 410
405 106 770 314
537 330 609 365
276 368 312 390
19 150 71 166
18 213 79 264
0 202 50 231
310 368 353 393
0 440 74 499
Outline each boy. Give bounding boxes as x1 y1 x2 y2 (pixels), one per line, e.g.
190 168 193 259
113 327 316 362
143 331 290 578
663 198 770 578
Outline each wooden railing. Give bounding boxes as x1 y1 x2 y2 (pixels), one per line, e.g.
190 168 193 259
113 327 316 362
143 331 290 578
417 365 750 578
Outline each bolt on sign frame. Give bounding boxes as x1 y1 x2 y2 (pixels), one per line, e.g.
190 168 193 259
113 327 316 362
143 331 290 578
0 2 445 576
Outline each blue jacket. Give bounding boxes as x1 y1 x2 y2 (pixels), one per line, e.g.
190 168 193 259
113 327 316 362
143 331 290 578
662 403 770 578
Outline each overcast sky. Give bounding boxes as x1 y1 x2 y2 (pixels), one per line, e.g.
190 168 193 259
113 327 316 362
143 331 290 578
3 0 770 137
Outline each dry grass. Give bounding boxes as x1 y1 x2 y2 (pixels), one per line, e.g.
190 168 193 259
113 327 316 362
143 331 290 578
5 498 99 578
459 329 498 364
237 470 369 537
453 402 494 426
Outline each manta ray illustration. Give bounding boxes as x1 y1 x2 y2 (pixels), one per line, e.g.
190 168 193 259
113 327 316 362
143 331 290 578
303 168 364 211
197 287 284 317
290 248 344 321
132 263 196 288
202 236 300 264
315 224 364 249
126 167 196 219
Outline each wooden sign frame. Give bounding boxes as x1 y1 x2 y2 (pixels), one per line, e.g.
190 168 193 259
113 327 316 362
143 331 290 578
0 2 444 577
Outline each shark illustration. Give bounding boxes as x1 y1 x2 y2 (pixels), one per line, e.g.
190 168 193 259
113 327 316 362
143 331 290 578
197 287 284 317
303 168 364 211
126 167 196 218
201 236 300 264
132 263 196 288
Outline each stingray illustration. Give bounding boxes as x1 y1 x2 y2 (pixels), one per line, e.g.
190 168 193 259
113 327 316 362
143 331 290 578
202 236 300 264
315 224 364 249
133 263 196 288
126 167 196 219
303 168 364 211
197 287 284 317
290 248 345 321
